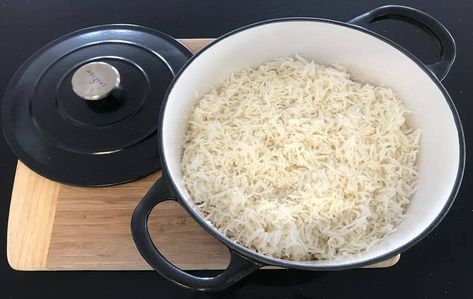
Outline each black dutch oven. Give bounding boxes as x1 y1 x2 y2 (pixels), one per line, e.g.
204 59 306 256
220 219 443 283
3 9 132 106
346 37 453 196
131 5 465 291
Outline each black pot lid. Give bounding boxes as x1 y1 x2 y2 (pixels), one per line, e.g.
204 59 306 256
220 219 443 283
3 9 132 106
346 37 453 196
2 24 192 186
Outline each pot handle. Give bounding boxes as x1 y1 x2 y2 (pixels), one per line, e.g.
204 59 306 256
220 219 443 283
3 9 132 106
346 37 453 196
131 177 262 291
348 5 456 81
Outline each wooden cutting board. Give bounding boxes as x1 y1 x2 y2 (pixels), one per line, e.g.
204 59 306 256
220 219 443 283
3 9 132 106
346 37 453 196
7 38 400 271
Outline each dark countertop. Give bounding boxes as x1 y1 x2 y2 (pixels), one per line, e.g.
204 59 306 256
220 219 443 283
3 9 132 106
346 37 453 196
1 0 472 298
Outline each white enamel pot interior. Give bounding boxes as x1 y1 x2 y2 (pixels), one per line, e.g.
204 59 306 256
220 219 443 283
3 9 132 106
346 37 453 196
131 5 465 292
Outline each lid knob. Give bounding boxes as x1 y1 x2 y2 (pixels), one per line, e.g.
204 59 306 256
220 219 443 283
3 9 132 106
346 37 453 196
71 62 121 101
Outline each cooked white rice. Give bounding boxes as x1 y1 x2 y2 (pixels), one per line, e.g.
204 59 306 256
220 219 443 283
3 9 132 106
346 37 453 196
181 55 420 260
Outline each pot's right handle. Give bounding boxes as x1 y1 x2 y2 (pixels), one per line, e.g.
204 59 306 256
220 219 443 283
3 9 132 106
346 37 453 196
348 5 456 81
131 177 262 292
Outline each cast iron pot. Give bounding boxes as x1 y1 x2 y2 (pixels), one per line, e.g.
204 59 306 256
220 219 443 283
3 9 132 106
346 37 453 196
131 5 465 291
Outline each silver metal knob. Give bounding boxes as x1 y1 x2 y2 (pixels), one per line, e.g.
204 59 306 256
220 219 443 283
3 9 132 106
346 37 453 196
71 62 121 101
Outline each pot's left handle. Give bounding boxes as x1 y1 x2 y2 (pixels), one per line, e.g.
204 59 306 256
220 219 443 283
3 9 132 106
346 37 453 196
131 177 262 292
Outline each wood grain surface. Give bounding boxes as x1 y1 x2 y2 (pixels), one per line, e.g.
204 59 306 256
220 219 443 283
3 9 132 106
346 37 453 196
7 38 400 271
7 162 60 270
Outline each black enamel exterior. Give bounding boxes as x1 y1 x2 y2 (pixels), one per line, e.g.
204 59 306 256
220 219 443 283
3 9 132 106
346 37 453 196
2 24 192 186
131 5 465 291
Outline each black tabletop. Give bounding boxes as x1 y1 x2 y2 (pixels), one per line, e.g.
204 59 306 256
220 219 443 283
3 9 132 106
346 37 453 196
1 0 472 298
